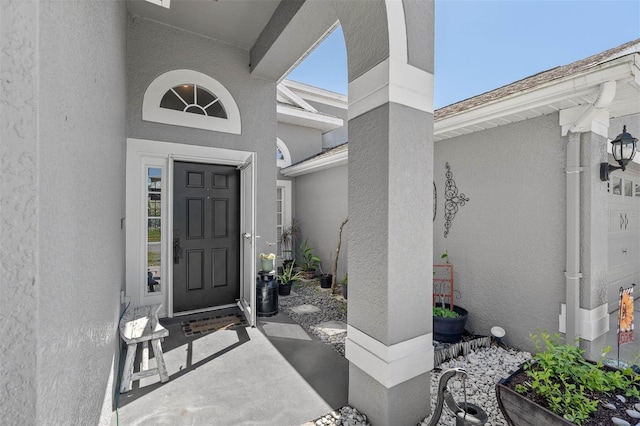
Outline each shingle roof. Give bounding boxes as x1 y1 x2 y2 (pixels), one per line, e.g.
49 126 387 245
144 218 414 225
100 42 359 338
435 38 640 120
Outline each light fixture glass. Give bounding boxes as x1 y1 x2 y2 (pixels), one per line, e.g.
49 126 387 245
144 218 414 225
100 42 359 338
600 125 637 181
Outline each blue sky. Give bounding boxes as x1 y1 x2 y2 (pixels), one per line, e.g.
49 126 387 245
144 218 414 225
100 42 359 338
285 0 640 109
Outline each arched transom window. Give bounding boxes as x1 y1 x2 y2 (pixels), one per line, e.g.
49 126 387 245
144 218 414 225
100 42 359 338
161 84 227 118
143 69 241 134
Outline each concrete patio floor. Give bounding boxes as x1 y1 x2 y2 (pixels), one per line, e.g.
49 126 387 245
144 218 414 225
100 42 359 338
113 306 348 426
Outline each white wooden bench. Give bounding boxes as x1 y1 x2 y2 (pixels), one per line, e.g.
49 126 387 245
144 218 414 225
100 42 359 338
119 303 169 393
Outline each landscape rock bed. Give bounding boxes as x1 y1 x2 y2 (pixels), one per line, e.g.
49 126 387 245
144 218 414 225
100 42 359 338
279 280 347 356
284 280 536 425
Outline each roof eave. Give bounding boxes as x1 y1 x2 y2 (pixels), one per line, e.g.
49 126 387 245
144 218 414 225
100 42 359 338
280 149 348 177
435 55 639 141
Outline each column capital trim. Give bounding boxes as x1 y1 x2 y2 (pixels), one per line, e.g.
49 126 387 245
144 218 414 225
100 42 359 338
345 325 434 388
348 58 434 121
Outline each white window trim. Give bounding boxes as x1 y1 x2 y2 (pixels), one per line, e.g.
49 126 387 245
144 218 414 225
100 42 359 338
142 69 241 134
277 137 292 168
276 179 293 265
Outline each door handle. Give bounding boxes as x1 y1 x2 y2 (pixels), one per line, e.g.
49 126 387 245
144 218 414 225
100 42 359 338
242 232 252 240
173 238 181 264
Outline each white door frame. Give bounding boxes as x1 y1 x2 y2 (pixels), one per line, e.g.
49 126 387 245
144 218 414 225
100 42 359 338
126 138 256 318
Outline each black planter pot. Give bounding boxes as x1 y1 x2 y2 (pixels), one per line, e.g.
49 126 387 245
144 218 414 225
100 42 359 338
278 281 293 296
433 304 468 343
319 274 332 288
256 271 278 317
341 283 348 299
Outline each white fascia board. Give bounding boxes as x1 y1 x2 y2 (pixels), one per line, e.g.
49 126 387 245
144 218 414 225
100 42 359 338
280 149 348 177
282 79 348 110
277 104 343 132
435 60 637 138
277 83 318 112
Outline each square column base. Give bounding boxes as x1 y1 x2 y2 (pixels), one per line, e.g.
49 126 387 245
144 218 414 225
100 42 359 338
349 363 431 426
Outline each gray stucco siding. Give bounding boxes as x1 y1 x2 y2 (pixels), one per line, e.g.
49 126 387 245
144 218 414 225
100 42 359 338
294 165 349 281
37 1 128 424
433 113 566 353
278 122 324 163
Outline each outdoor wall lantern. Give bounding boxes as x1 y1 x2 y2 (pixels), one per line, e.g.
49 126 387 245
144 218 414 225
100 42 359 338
600 125 638 181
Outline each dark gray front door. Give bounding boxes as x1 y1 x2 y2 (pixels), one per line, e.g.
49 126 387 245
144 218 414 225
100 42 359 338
173 161 240 312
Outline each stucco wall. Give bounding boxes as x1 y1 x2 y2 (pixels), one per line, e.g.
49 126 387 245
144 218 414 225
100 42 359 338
38 2 127 424
0 1 127 424
294 165 349 281
127 15 277 261
1 2 40 423
434 113 566 352
278 122 324 164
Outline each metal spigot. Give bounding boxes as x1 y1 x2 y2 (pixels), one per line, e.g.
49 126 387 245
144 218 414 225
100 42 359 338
425 367 488 426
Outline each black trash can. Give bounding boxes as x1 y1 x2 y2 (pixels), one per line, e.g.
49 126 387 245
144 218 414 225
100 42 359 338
256 271 278 317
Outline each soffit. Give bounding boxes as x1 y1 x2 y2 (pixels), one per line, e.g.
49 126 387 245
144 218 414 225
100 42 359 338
126 0 281 50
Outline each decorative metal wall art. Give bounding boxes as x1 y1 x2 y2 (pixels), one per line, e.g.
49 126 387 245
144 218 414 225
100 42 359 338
433 181 437 221
444 162 469 238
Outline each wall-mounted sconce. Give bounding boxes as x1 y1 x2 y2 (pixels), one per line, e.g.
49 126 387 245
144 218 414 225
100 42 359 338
600 125 637 181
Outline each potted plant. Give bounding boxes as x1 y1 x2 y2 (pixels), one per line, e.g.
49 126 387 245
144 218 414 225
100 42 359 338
259 252 275 272
432 253 468 343
279 219 300 268
318 264 332 289
496 331 640 425
341 274 348 299
276 261 303 296
299 239 320 279
432 303 468 343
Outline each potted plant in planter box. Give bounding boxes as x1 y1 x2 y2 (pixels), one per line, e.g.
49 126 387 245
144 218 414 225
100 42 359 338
299 239 320 279
276 261 303 296
496 331 640 426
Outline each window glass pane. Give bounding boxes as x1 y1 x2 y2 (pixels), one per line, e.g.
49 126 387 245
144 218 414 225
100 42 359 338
612 177 622 195
624 179 633 197
147 167 162 294
635 182 640 197
185 105 206 115
206 101 227 119
277 147 284 160
172 84 194 105
197 87 217 108
160 90 185 111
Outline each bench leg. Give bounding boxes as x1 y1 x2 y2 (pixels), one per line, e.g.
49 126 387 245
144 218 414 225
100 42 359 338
120 343 137 393
151 338 169 383
141 340 149 371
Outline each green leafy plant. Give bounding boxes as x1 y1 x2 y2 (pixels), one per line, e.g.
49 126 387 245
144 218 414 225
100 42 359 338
341 274 348 286
277 261 303 284
279 219 300 261
516 331 640 425
299 239 321 272
433 306 459 318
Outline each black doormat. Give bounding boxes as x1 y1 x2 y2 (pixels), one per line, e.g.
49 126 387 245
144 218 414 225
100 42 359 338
181 313 248 337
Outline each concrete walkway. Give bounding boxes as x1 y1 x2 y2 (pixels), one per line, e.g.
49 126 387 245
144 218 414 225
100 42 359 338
114 307 348 426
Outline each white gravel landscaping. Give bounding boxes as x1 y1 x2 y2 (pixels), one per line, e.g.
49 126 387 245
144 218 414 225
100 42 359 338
283 280 532 426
